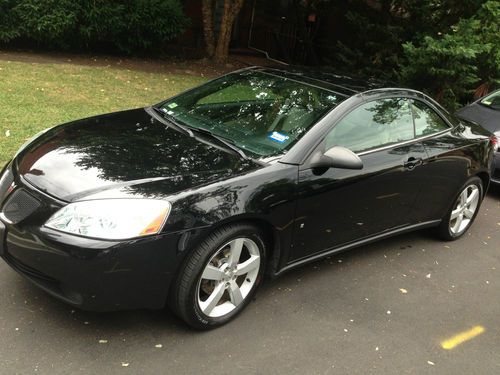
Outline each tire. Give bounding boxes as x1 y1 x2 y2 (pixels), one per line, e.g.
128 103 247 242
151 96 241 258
169 223 267 330
436 176 483 241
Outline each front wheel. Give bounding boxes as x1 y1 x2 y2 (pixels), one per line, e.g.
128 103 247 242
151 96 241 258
170 224 266 329
437 177 483 240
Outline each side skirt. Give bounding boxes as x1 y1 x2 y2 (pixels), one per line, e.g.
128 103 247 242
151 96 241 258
274 220 441 277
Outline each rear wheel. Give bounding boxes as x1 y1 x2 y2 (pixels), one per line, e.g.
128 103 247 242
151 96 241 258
437 177 483 240
170 224 266 329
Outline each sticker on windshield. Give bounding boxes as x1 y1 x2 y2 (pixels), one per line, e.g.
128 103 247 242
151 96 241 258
268 131 290 143
167 102 178 109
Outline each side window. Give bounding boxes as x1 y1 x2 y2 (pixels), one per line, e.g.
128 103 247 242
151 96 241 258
325 98 414 153
412 100 449 136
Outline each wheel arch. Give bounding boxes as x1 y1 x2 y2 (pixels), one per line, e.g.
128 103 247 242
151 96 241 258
475 171 490 196
206 215 283 277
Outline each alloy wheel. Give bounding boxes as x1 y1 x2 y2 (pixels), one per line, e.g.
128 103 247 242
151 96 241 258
449 184 480 235
196 237 261 318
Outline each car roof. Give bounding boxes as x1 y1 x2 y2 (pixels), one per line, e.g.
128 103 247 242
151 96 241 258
248 65 454 118
249 66 391 97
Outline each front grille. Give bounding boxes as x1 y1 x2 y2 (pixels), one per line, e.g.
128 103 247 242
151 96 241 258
0 166 14 205
1 189 41 224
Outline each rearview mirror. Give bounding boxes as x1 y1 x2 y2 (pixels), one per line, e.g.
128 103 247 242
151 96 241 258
310 146 363 170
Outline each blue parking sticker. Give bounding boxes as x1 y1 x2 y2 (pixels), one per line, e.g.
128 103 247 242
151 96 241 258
268 131 290 143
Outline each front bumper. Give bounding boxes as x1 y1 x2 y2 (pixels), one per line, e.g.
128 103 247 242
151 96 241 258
0 221 185 311
0 162 190 312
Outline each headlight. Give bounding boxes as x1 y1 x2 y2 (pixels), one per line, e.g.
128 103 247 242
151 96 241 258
45 199 171 240
14 128 51 158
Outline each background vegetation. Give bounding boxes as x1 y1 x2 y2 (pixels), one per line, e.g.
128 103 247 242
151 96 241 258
0 0 498 109
0 0 189 54
321 0 500 109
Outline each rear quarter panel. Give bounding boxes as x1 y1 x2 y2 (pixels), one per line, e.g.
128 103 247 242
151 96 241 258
415 121 492 221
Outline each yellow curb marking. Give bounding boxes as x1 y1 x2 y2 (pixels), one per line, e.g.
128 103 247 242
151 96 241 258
441 326 485 350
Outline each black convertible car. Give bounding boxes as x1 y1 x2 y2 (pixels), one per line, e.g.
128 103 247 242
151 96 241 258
0 67 495 329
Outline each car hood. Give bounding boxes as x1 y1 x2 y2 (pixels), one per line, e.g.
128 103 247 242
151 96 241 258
455 103 499 134
16 108 262 202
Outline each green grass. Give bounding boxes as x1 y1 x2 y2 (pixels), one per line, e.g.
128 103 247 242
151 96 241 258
0 59 206 167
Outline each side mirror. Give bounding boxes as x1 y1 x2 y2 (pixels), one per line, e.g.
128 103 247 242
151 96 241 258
310 146 363 170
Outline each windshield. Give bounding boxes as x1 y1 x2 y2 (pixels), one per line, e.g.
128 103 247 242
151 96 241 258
480 90 500 110
158 70 346 158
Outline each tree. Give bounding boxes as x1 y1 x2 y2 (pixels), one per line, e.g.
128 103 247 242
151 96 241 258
399 0 500 109
0 0 189 54
334 0 486 81
202 0 245 63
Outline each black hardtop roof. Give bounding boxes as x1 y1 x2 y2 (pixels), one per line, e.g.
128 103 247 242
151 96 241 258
250 66 391 97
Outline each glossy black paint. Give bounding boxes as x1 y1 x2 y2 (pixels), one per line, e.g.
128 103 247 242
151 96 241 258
16 108 261 201
0 67 494 312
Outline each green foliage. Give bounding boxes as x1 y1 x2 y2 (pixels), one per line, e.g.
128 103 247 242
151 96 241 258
0 0 20 42
119 0 190 53
0 0 189 54
335 0 406 80
78 1 126 48
335 0 486 80
399 1 500 109
78 0 189 53
15 0 78 46
473 1 500 89
330 0 499 108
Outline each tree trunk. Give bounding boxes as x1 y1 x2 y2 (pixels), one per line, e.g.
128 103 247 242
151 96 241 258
202 0 216 57
213 0 245 64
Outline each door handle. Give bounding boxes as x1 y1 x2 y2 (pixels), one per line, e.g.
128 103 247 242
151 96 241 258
403 157 423 170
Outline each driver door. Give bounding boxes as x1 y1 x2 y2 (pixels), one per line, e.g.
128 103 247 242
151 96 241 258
290 97 428 261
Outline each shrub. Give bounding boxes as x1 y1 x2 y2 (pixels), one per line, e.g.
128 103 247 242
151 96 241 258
14 0 79 46
399 1 500 109
119 0 190 53
0 0 189 54
0 0 20 43
78 0 189 53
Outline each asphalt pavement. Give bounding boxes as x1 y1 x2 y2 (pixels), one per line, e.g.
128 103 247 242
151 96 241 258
1 187 500 374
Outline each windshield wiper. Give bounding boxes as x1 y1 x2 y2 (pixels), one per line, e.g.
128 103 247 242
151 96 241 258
188 127 249 159
147 106 248 159
147 106 194 137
